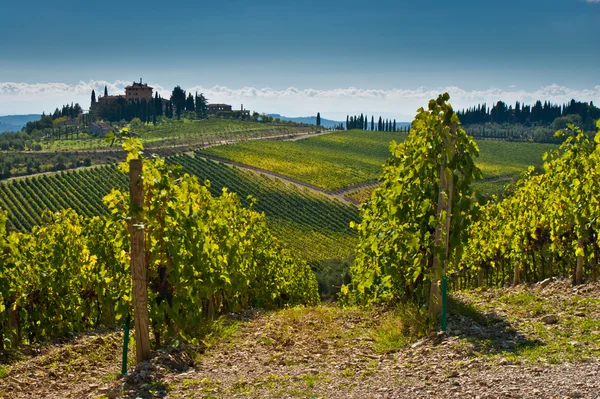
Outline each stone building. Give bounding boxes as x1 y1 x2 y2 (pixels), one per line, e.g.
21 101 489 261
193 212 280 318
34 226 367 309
91 79 154 110
207 104 233 114
125 79 153 101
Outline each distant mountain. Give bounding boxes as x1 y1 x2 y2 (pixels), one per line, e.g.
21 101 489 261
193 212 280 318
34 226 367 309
268 114 343 129
0 114 42 133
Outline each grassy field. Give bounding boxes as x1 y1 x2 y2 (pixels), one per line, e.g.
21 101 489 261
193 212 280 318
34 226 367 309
33 118 313 152
202 129 558 196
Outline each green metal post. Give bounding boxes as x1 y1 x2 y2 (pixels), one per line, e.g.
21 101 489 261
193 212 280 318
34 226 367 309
441 276 448 331
121 313 131 376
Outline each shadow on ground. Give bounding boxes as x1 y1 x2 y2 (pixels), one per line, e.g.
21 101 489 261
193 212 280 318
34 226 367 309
446 296 543 356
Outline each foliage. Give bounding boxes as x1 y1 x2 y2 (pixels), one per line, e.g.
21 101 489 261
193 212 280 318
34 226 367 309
459 121 600 287
0 210 129 348
0 138 320 349
345 93 481 305
458 99 600 130
104 137 320 344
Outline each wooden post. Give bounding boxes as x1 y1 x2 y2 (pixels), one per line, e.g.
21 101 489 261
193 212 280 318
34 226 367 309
513 263 520 286
429 122 456 318
130 159 151 363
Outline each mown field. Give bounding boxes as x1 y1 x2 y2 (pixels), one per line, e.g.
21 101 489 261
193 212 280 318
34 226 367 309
201 129 558 197
33 118 313 152
0 156 357 267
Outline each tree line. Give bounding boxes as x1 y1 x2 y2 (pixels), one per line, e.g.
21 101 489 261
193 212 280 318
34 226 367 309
457 99 600 129
344 114 407 132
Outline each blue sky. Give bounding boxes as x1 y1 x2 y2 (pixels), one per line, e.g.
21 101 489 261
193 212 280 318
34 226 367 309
1 0 599 119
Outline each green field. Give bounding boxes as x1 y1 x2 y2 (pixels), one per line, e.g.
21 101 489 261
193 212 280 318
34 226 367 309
202 130 404 191
33 118 313 152
201 129 558 196
0 156 357 266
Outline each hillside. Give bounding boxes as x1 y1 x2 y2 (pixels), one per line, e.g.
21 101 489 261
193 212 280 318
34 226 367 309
0 114 41 133
268 114 342 128
0 156 358 268
201 129 557 197
1 280 598 398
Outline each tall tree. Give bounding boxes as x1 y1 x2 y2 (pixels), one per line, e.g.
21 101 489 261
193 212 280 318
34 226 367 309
316 112 321 127
185 93 195 112
371 116 374 131
91 89 96 105
195 92 208 118
104 85 108 97
170 86 186 119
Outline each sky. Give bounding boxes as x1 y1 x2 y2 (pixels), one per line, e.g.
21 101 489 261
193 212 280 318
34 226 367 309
1 0 599 121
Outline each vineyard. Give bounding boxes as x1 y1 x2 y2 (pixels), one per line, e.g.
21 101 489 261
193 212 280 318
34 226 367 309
201 130 404 191
24 118 314 152
201 128 557 196
0 155 358 265
0 146 320 354
1 95 599 399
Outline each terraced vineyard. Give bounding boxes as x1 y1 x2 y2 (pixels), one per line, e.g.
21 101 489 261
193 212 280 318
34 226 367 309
202 129 558 197
0 156 358 265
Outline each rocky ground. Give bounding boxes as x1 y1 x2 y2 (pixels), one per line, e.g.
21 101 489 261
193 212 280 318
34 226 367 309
1 279 599 399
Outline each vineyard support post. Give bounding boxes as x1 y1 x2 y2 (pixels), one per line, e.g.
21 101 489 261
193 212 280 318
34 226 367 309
441 276 447 331
121 313 131 375
130 159 151 363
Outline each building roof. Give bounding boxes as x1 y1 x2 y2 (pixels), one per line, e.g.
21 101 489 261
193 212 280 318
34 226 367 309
90 122 113 134
126 83 153 90
207 103 232 107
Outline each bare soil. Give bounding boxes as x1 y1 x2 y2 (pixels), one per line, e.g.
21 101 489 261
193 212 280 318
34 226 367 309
1 280 599 399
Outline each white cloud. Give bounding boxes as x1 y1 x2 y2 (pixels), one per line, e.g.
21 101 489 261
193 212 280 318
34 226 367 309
1 80 599 121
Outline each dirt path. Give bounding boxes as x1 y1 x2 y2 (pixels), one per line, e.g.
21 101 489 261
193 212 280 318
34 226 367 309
3 281 599 399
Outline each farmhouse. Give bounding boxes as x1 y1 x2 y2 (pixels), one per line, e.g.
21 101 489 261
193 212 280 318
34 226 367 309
207 104 233 113
91 79 154 110
125 80 153 101
88 122 114 136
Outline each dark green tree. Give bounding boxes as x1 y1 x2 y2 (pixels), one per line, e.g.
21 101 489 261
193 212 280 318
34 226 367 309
104 85 108 97
316 112 321 126
185 93 195 112
170 86 187 119
91 89 96 105
195 92 208 118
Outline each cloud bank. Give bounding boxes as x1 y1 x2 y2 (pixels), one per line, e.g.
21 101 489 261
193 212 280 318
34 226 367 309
1 80 599 121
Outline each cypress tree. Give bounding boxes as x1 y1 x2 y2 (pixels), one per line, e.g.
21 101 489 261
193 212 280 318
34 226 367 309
371 116 374 131
316 112 321 127
104 85 108 97
91 89 96 105
346 115 349 130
